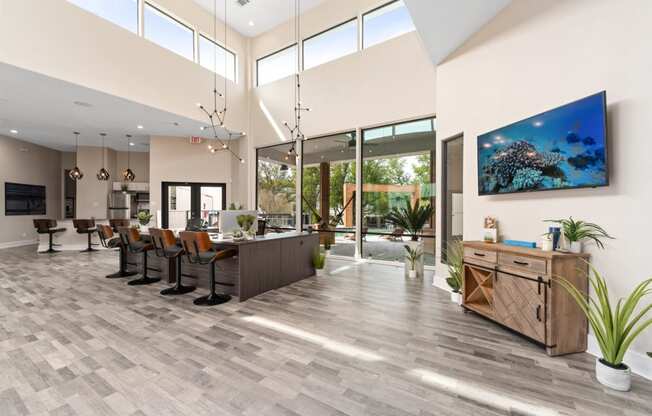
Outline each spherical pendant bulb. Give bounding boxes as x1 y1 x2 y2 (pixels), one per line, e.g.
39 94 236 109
96 168 110 181
122 168 136 182
69 166 84 181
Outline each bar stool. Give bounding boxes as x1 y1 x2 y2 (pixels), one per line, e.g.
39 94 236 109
117 227 161 286
98 224 137 279
73 219 99 252
150 228 196 296
33 219 66 254
179 231 236 306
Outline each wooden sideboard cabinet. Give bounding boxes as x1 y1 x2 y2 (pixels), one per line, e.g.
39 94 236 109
462 241 589 356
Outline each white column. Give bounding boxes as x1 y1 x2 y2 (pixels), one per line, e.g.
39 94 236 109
355 128 362 259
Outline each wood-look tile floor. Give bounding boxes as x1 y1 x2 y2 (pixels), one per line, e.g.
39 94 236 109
1 246 651 416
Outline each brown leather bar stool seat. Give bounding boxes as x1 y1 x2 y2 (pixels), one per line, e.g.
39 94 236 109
33 219 66 254
118 227 161 286
180 231 236 306
73 219 99 253
98 224 137 279
109 219 130 233
150 228 196 296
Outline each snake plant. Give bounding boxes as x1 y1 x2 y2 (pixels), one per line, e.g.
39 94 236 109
445 240 464 293
556 263 652 368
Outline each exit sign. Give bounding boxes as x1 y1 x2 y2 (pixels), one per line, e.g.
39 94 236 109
190 136 202 144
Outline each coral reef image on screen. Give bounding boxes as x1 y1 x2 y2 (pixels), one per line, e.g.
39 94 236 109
477 92 607 195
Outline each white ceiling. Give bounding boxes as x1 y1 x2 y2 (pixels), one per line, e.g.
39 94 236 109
0 63 236 152
192 0 326 37
404 0 511 64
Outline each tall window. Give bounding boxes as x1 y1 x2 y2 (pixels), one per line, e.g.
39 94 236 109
144 3 194 61
302 133 357 257
199 35 236 82
303 19 358 70
363 0 415 49
256 45 298 87
361 118 436 264
257 143 298 230
68 0 138 33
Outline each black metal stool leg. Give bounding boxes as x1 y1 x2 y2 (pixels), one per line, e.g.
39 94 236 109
40 232 60 254
193 262 231 306
161 257 196 295
106 246 138 278
128 251 161 285
80 232 98 253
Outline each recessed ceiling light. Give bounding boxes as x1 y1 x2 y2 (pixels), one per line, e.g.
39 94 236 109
137 125 144 129
10 129 18 134
73 100 93 107
248 20 254 26
129 142 135 146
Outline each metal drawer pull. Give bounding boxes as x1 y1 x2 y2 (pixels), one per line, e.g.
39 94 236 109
474 252 486 257
536 305 542 321
513 260 529 266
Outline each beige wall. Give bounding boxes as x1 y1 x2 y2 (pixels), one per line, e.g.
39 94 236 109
434 0 652 363
149 136 246 222
0 135 62 246
0 0 249 134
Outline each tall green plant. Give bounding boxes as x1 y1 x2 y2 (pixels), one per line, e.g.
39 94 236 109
403 245 423 270
445 241 464 293
312 250 326 270
545 217 614 248
556 263 652 368
385 198 434 241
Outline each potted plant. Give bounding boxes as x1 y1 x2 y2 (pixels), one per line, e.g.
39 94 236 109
313 250 326 277
386 198 434 242
137 210 153 226
445 241 464 304
237 214 256 238
545 217 613 253
404 245 422 278
556 264 652 391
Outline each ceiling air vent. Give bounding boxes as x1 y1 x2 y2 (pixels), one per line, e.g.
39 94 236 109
236 0 251 6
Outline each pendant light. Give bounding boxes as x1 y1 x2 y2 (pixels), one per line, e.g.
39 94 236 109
196 0 245 164
68 131 84 181
122 134 136 182
96 132 110 181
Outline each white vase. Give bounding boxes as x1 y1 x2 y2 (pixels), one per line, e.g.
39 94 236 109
450 291 461 305
595 358 631 391
541 239 554 252
569 241 583 254
408 270 417 279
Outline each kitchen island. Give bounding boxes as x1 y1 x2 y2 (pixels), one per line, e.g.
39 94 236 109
127 231 320 302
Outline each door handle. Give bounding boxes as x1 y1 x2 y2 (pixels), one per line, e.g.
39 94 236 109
536 305 542 322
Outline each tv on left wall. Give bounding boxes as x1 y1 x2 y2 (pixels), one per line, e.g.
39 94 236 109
4 182 46 216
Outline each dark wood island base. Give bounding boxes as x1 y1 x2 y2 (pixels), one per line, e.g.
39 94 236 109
126 232 319 301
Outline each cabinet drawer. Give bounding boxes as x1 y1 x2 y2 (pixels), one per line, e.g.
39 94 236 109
464 247 497 264
498 252 547 275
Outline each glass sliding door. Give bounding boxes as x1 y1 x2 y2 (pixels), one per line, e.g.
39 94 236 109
256 143 298 231
441 135 464 262
361 118 436 264
302 132 357 257
162 182 226 229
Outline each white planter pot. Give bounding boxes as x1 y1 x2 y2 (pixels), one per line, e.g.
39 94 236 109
541 239 554 252
404 240 424 278
569 241 583 254
450 291 462 305
408 270 417 279
595 358 631 391
315 269 324 277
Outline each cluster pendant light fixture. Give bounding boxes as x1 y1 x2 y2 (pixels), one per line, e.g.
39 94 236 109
96 133 111 181
197 0 245 164
122 134 136 182
68 131 84 181
283 0 311 159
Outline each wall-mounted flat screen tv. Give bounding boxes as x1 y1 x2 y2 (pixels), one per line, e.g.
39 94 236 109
477 91 608 196
5 182 46 215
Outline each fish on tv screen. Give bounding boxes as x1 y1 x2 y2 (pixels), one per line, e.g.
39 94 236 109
477 92 608 195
